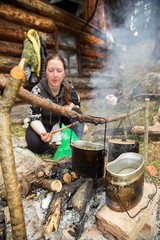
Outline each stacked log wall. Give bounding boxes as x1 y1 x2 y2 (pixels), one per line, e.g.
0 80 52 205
0 0 121 96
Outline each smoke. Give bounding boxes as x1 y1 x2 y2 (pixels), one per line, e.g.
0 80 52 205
90 0 160 101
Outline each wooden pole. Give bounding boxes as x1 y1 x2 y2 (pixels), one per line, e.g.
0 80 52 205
122 118 128 139
144 98 150 162
0 78 146 125
0 59 27 239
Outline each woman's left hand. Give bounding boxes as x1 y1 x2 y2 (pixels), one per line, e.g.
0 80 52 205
64 102 79 111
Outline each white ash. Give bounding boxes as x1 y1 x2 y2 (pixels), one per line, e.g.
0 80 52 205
29 185 107 239
41 192 53 210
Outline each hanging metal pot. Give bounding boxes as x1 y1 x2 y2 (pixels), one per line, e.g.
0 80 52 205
108 138 139 162
71 140 107 179
105 152 145 212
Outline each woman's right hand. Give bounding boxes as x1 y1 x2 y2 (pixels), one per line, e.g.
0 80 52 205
30 120 52 142
40 132 52 142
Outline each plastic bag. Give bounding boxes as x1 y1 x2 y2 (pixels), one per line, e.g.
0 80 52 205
53 123 77 160
51 122 61 145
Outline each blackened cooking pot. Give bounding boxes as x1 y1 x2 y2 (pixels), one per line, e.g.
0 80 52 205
70 140 106 179
108 138 139 162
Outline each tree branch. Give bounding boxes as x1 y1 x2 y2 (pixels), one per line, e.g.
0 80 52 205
0 78 146 125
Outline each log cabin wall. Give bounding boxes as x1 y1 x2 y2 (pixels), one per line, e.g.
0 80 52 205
0 0 121 97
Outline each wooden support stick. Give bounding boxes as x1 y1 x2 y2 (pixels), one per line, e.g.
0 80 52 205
50 121 79 135
122 119 128 139
144 98 150 162
0 79 146 125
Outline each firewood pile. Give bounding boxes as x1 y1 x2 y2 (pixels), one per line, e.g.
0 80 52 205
19 156 107 239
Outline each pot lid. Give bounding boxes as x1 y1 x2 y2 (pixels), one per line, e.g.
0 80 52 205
108 138 138 145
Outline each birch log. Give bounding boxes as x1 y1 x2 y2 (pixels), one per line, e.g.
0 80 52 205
0 78 146 125
0 59 27 239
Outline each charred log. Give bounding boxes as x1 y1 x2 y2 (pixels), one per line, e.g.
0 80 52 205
41 179 62 192
20 160 64 196
20 157 78 196
42 177 85 235
21 163 55 196
64 178 106 239
42 197 61 235
71 179 95 218
57 171 72 184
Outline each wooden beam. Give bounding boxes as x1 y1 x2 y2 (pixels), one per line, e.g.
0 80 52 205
0 56 19 73
0 40 23 58
4 0 106 40
80 44 109 59
0 19 56 48
0 19 27 43
0 2 57 33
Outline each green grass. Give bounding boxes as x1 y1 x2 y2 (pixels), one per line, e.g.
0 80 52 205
11 123 26 137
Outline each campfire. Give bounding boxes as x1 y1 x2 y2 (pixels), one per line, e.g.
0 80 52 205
19 156 107 239
2 148 159 240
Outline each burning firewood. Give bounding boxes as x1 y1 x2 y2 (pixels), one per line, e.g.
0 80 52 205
42 177 85 235
70 171 78 181
41 179 62 192
62 172 72 183
36 163 57 178
20 157 73 196
20 163 57 196
63 178 106 239
57 168 72 184
69 180 96 238
71 178 95 218
42 197 61 235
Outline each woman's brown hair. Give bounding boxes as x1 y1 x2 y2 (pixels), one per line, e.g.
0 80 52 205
45 52 66 71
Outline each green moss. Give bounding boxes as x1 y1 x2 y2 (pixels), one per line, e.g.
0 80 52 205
11 123 26 137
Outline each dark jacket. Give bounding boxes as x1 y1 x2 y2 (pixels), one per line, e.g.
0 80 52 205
29 78 80 129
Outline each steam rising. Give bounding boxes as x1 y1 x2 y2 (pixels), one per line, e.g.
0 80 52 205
90 0 159 101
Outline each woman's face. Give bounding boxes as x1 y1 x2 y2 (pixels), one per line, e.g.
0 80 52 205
46 58 65 89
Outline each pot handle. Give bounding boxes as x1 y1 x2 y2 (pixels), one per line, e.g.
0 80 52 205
103 120 107 157
108 169 158 218
69 117 108 158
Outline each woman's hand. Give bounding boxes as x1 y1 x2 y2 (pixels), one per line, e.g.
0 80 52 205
64 102 79 111
40 132 52 142
30 120 52 142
